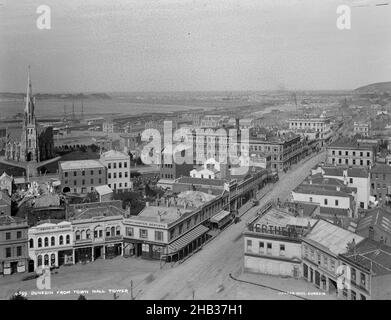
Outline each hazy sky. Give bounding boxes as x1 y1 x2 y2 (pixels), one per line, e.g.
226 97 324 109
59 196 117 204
0 0 390 92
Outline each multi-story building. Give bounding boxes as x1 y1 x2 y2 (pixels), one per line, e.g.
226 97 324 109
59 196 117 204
102 120 114 134
0 215 29 275
245 133 304 172
302 219 364 297
370 163 391 203
28 220 74 270
291 176 357 218
356 207 391 246
243 204 316 277
353 122 370 137
288 116 332 146
59 160 106 194
100 150 132 192
326 141 374 167
68 201 125 263
321 166 370 209
339 238 391 300
123 190 229 261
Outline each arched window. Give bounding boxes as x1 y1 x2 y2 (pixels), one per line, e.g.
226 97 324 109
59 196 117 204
51 254 56 266
59 235 64 245
38 238 42 248
116 226 121 236
51 236 55 246
29 238 34 248
86 229 91 239
66 234 70 244
111 226 115 236
44 237 49 247
75 230 81 241
81 230 86 240
44 254 49 266
37 255 42 266
106 227 111 237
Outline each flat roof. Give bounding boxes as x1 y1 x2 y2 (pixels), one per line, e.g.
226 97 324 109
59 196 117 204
94 185 113 196
60 159 104 170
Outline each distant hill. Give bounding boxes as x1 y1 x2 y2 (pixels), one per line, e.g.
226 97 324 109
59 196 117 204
0 92 112 100
354 82 391 94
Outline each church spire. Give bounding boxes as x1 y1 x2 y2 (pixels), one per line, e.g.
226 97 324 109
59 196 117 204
25 66 35 124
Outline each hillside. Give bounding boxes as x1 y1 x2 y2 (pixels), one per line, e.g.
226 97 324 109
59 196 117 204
0 92 112 100
354 82 391 94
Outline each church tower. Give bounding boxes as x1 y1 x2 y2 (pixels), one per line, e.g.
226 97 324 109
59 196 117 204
20 67 39 162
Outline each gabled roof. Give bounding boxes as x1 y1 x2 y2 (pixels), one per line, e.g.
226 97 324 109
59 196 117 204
340 238 391 276
356 207 391 236
304 219 364 256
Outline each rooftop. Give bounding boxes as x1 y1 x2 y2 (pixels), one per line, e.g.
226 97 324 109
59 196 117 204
100 150 129 159
304 219 364 256
175 176 228 187
68 201 125 220
340 238 391 276
356 206 391 236
371 163 391 175
60 159 105 170
328 140 373 150
322 166 369 178
94 185 113 196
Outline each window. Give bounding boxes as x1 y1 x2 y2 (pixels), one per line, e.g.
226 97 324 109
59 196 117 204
90 170 94 175
86 229 91 239
106 227 111 237
51 236 55 246
37 255 42 266
38 238 42 248
125 172 128 178
17 246 22 257
259 242 264 254
119 162 122 168
351 267 356 284
29 238 34 248
309 197 313 202
90 178 94 184
266 243 272 254
324 199 328 205
246 239 252 252
126 227 134 237
66 235 70 244
5 232 11 240
330 259 335 271
44 237 49 247
59 235 64 245
73 171 77 176
82 171 85 176
360 272 366 288
349 178 353 183
5 247 11 258
113 163 116 169
108 173 111 179
108 163 111 169
155 231 163 241
65 172 68 178
76 231 81 241
139 229 148 239
279 244 285 256
124 162 127 168
82 179 85 185
335 200 339 206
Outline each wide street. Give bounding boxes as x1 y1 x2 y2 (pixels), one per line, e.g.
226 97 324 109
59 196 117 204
0 151 327 300
135 151 327 300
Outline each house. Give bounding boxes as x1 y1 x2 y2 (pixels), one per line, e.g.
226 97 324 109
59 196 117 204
370 164 391 204
339 238 391 300
302 219 364 297
321 166 370 209
0 190 11 216
94 185 114 202
356 207 391 246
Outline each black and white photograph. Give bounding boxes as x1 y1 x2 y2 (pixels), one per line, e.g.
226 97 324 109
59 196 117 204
0 0 391 306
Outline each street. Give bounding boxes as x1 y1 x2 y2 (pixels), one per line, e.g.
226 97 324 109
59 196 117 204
135 151 327 300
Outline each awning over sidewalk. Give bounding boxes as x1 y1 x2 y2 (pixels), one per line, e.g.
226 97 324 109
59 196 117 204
210 210 231 223
168 225 209 252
